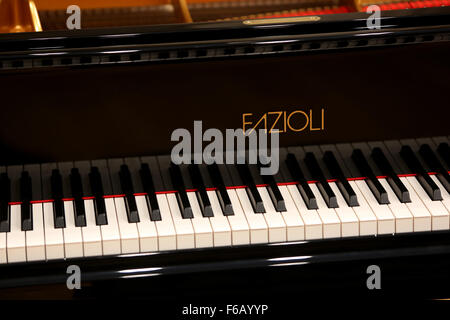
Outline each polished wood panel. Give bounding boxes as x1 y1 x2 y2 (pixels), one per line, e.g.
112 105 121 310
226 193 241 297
0 0 41 33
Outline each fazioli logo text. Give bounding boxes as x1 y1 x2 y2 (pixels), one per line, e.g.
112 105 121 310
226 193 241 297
242 108 325 134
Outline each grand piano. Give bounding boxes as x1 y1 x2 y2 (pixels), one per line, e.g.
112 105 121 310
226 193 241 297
0 0 449 303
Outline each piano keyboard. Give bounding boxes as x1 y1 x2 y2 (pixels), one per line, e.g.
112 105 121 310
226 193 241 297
0 137 449 264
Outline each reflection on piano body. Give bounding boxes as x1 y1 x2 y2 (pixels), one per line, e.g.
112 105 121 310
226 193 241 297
0 0 449 300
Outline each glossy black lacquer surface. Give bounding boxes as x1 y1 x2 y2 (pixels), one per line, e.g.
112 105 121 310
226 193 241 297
0 8 449 300
0 7 449 61
1 231 450 299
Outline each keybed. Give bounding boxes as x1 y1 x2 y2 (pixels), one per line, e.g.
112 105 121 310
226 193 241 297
0 136 449 263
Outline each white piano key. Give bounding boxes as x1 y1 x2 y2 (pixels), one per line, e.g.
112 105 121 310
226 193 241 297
25 203 46 261
166 193 195 249
277 185 305 241
154 194 177 251
225 189 250 245
309 184 341 238
347 181 377 236
287 184 322 240
135 195 158 252
355 180 395 234
7 205 26 263
378 178 413 233
235 188 268 244
399 177 432 232
407 176 449 231
0 231 6 263
187 192 213 248
114 197 140 253
430 175 450 214
62 201 84 258
81 200 103 257
329 182 359 237
100 198 121 255
43 202 65 260
321 143 376 235
257 187 287 243
206 190 232 247
374 140 432 232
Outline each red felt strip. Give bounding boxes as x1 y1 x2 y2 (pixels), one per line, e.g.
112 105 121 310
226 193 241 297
155 190 177 194
30 199 54 204
225 186 247 190
347 177 367 181
255 184 269 188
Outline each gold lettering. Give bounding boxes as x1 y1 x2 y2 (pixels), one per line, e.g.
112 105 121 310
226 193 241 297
309 109 321 131
242 108 325 134
287 110 309 132
321 108 325 130
251 113 268 134
268 111 283 133
242 113 253 133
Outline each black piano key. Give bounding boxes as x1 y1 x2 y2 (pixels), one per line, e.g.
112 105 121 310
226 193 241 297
70 168 87 227
124 193 139 223
207 163 233 216
91 159 113 196
89 167 108 225
26 164 42 202
323 151 359 207
437 143 450 168
23 164 42 231
419 144 450 193
142 156 165 192
247 162 286 212
0 201 9 232
236 164 265 213
400 145 442 201
304 152 338 208
261 173 286 212
352 149 389 204
118 165 134 194
50 169 66 228
371 147 411 203
77 160 104 223
8 166 21 204
0 173 11 232
169 164 193 219
19 171 33 231
188 164 213 217
75 161 92 197
108 159 124 194
198 164 214 188
255 159 286 212
124 157 144 194
278 148 294 183
125 158 146 223
58 162 73 199
285 153 317 210
139 163 161 221
119 164 140 223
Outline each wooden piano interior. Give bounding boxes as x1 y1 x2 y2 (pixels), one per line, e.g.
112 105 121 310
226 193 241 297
0 0 449 33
